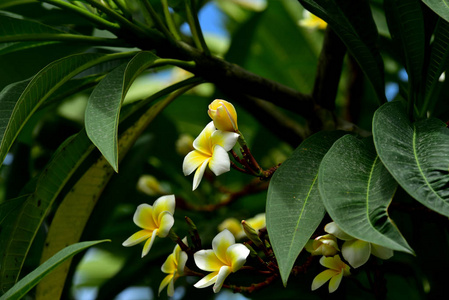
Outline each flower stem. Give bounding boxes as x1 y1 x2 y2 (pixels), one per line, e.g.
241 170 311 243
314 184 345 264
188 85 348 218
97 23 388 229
140 0 174 41
185 0 210 55
161 0 182 40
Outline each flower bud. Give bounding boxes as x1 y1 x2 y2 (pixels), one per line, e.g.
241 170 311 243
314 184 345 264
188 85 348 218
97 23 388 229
208 99 238 132
305 234 339 257
242 220 263 248
137 175 169 196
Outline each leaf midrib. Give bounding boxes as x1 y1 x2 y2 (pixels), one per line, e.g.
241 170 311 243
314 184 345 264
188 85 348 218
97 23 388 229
412 124 446 203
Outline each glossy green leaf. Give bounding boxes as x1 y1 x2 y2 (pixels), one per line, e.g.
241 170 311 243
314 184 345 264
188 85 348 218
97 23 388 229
422 0 449 22
266 130 345 286
0 240 109 300
319 135 413 254
373 101 449 217
37 94 174 300
0 131 95 293
298 0 386 102
85 51 159 172
0 51 134 168
384 0 425 101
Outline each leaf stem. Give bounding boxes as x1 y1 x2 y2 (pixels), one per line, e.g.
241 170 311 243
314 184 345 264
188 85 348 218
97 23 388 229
161 0 182 40
153 58 196 70
140 0 174 41
38 0 120 31
83 0 149 37
0 34 128 46
185 0 210 55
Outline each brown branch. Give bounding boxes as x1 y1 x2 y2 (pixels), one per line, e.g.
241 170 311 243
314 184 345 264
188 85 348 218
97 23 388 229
176 179 268 212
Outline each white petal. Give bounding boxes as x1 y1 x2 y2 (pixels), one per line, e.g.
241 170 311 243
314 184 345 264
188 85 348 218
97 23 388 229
209 145 231 176
226 243 250 272
157 211 174 237
193 121 215 154
371 243 394 260
177 251 188 275
324 222 354 240
210 130 239 151
342 239 371 268
311 269 337 291
153 194 176 216
328 269 344 293
158 274 173 296
133 204 157 230
194 271 218 289
213 266 232 293
122 230 152 247
212 229 235 264
192 159 210 190
194 250 224 272
183 150 209 176
141 229 158 257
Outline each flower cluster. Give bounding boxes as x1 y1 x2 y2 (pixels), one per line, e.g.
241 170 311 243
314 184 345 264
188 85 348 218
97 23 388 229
306 221 394 293
122 193 250 296
183 99 239 190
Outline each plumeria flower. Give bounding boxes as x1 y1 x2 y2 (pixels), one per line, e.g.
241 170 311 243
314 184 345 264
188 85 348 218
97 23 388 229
325 222 394 268
305 234 340 257
208 99 238 132
311 255 350 293
299 10 327 30
193 229 250 293
159 238 188 297
122 195 175 258
183 121 239 190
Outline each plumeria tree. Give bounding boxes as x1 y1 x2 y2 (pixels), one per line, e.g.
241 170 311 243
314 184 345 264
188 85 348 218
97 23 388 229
1 0 449 299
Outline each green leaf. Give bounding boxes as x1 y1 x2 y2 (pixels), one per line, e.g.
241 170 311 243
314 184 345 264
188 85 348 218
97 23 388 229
36 93 174 300
0 131 95 293
422 18 449 115
384 0 425 102
373 101 449 217
0 195 27 225
318 135 413 254
0 240 109 300
85 51 159 172
266 130 345 286
298 0 386 102
422 0 449 22
0 51 134 168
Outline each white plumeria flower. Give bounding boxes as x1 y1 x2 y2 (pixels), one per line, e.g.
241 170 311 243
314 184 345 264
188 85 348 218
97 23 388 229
325 222 394 268
311 255 350 293
305 234 340 257
159 238 188 297
193 229 250 293
122 195 175 258
183 121 239 190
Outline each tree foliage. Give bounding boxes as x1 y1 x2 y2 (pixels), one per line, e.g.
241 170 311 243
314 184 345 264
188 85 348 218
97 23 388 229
1 0 449 299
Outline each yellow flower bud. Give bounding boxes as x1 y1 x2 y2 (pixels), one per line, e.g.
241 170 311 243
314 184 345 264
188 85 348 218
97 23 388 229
208 99 238 132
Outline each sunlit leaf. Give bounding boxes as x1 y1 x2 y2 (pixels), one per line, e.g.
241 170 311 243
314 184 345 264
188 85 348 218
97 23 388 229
266 130 345 286
85 51 159 172
422 0 449 22
373 101 449 217
319 135 413 254
0 240 110 300
36 93 175 300
0 52 135 168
